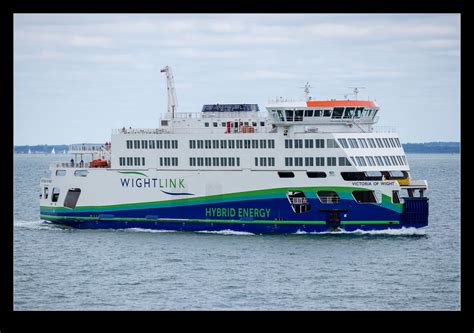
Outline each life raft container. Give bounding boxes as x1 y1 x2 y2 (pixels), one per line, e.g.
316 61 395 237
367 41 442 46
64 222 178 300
90 159 108 167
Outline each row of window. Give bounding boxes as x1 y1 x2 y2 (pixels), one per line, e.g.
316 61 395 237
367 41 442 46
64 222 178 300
160 157 179 167
190 139 275 149
189 157 241 167
337 137 401 149
271 108 378 122
350 155 407 167
126 140 178 150
204 121 266 128
284 139 339 149
254 157 276 167
119 157 146 166
284 157 351 167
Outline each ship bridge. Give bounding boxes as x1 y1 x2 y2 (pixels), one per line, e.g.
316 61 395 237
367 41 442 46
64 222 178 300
266 99 379 134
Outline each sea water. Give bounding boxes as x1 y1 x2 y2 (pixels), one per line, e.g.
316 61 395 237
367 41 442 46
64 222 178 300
13 154 460 310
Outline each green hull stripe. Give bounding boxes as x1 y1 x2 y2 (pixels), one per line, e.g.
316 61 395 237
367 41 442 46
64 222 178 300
40 214 399 225
40 186 403 213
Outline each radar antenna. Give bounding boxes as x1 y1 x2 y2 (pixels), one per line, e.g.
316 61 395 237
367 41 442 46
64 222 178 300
161 65 177 119
348 86 365 100
300 82 312 101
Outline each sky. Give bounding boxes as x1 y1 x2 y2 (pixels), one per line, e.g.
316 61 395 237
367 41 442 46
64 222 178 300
14 14 460 145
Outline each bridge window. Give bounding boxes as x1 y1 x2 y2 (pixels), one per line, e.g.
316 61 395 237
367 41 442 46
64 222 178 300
317 191 340 204
352 190 377 203
314 109 322 117
285 110 294 122
354 107 364 118
295 110 304 121
304 110 313 117
323 110 332 117
64 188 81 209
343 107 355 119
276 110 285 121
331 107 344 119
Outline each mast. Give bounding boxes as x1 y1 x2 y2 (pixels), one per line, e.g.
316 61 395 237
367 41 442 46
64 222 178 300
160 66 177 119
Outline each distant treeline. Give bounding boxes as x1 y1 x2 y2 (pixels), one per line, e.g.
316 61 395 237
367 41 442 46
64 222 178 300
14 145 68 154
14 142 460 154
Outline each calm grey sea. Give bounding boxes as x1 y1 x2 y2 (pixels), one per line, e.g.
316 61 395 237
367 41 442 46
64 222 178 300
13 153 460 310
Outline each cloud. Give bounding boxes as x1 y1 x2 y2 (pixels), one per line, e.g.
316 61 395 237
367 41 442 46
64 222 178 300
69 35 113 47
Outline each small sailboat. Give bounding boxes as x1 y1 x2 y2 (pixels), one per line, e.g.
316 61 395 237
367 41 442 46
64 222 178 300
51 148 56 154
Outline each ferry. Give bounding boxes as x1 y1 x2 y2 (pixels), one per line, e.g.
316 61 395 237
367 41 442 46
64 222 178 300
39 66 429 233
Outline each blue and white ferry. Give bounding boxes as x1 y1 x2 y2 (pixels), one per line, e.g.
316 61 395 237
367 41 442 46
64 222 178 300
40 66 429 233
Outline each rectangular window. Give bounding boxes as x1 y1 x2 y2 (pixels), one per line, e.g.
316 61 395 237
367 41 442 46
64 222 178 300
397 156 404 165
63 188 81 209
252 140 258 149
304 110 314 117
305 157 314 166
213 140 219 149
295 157 303 166
157 140 163 149
149 140 155 149
134 140 140 149
220 140 227 149
268 140 275 149
236 157 240 167
305 139 313 148
260 139 267 149
375 156 384 166
331 107 344 119
348 139 359 148
197 140 203 149
213 157 219 166
205 157 211 166
260 157 266 167
315 139 325 148
327 157 336 166
229 158 235 166
190 157 196 166
285 110 294 121
285 139 293 149
190 140 196 149
356 156 367 166
172 140 178 149
197 157 203 167
119 157 125 166
295 139 303 148
255 157 258 166
383 156 391 166
285 157 293 166
350 157 357 166
126 140 132 149
268 157 275 166
323 109 332 117
244 140 251 149
142 140 148 149
315 157 325 166
236 140 243 149
142 157 145 166
327 139 339 148
338 157 351 166
307 172 327 178
172 157 177 166
390 156 398 165
395 138 401 147
383 138 390 148
228 140 235 149
205 140 211 149
164 140 170 149
134 157 140 166
221 157 227 166
127 157 133 166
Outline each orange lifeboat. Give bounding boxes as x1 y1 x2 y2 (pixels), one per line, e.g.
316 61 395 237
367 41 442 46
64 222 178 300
90 159 108 168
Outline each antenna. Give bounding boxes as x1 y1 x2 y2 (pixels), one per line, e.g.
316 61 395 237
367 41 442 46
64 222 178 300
300 82 312 101
348 86 365 100
161 65 178 119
